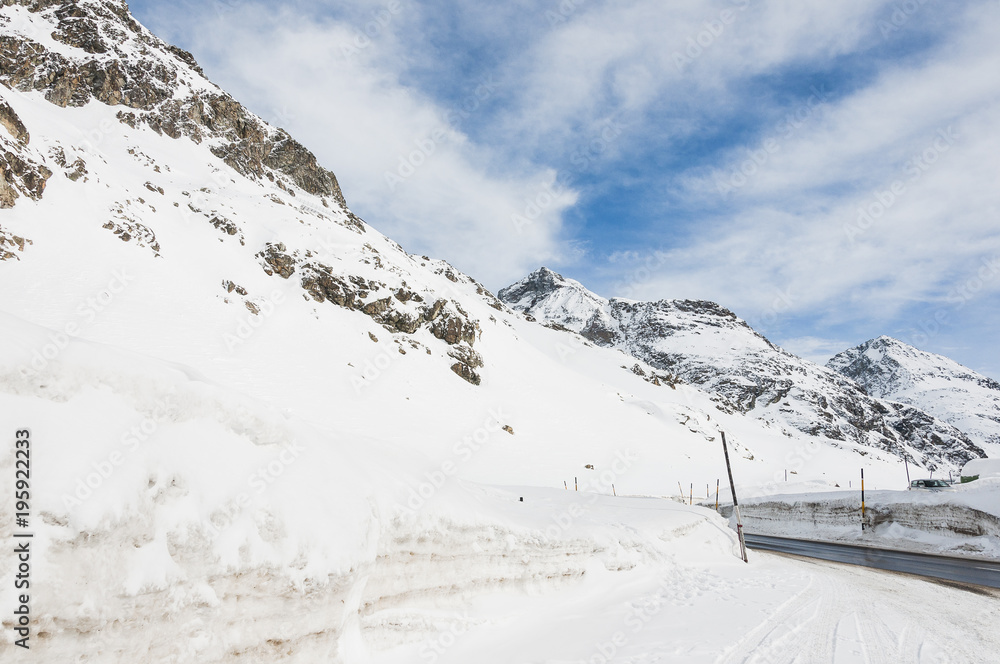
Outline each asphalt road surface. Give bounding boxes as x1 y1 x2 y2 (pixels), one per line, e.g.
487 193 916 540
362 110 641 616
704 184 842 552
744 533 1000 589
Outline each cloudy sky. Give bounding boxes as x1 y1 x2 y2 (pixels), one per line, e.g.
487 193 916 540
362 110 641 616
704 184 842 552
132 0 1000 377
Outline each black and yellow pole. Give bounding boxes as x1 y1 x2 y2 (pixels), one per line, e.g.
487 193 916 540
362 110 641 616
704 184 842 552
861 468 866 532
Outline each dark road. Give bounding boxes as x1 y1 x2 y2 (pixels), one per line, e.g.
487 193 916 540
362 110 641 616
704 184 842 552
744 534 1000 589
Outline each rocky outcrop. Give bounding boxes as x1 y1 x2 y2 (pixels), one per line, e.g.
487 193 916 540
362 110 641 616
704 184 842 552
0 100 29 143
258 242 484 385
0 0 348 204
0 225 31 260
1 97 50 207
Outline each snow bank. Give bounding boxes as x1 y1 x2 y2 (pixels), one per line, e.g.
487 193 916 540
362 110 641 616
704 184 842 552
0 313 751 662
961 458 1000 480
727 481 1000 560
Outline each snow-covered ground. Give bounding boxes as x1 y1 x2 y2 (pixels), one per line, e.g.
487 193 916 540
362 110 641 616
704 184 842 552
2 317 999 662
2 3 999 660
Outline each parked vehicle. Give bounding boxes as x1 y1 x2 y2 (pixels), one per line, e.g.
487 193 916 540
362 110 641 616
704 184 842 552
909 479 951 490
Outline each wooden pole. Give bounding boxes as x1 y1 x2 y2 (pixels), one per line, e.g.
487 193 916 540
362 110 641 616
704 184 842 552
722 432 748 563
715 479 720 511
689 483 693 506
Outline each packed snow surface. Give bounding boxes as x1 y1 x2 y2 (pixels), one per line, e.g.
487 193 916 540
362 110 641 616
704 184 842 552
2 2 999 661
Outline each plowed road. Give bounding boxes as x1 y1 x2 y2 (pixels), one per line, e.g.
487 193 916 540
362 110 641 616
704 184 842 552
744 533 1000 588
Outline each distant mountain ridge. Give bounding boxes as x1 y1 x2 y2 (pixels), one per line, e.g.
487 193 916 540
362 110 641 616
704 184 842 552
829 336 1000 457
499 268 987 470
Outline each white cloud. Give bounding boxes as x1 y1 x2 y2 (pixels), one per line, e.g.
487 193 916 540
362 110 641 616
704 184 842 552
140 0 1000 341
774 336 855 366
142 1 578 290
606 2 1000 331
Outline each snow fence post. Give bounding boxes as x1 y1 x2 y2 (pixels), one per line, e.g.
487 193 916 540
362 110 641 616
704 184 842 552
861 468 866 532
715 479 719 511
721 431 748 563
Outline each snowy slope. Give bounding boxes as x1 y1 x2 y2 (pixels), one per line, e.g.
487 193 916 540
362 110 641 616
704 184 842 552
829 336 1000 457
1 2 998 662
500 268 986 471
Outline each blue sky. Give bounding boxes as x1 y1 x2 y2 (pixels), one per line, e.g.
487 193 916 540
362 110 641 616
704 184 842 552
132 0 1000 377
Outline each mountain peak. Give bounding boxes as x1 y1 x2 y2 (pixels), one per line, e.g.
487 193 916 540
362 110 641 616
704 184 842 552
498 270 986 469
829 337 1000 455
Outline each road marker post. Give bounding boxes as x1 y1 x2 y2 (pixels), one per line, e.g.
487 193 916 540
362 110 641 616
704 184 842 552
861 468 866 532
721 432 748 563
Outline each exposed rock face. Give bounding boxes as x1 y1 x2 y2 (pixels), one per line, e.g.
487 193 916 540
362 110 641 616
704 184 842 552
0 0 488 385
0 100 28 142
829 336 1000 457
0 99 51 208
500 268 986 470
0 0 347 203
258 242 484 385
0 225 31 260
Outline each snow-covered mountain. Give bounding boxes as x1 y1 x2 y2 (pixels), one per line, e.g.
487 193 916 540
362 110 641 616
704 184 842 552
829 336 1000 458
2 2 995 660
499 267 985 470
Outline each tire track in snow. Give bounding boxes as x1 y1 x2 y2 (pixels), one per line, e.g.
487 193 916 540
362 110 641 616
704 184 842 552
722 554 998 663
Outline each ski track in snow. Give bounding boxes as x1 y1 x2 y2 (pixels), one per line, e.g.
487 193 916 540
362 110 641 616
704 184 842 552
715 554 998 664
